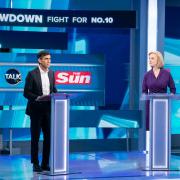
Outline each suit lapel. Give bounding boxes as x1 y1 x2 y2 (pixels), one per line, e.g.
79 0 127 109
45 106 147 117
48 70 53 93
35 68 43 93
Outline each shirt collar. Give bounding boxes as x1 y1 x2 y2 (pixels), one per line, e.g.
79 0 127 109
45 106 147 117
38 65 49 74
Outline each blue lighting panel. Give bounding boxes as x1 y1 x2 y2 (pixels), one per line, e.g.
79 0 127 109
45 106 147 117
165 6 180 134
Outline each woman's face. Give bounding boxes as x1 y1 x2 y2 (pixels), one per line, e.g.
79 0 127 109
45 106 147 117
149 53 158 68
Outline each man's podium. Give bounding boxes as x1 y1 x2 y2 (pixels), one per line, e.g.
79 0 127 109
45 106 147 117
50 93 70 175
39 93 70 175
141 93 180 171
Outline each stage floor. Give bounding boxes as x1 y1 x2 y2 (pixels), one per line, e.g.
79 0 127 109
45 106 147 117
1 151 180 179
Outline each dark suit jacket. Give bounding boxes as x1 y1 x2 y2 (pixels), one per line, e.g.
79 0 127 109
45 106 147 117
23 67 57 116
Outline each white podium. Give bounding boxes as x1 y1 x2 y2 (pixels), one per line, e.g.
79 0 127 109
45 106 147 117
141 94 180 170
50 93 70 175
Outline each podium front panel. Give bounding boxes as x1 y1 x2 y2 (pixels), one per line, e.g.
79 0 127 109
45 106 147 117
150 98 170 169
50 96 69 174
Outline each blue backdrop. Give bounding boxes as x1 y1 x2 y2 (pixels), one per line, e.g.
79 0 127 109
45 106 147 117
0 0 134 140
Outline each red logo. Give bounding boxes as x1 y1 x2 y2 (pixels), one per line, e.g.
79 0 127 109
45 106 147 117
55 71 91 84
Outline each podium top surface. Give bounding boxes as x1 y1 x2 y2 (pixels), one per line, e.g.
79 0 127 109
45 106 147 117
36 93 84 102
51 92 81 100
37 93 72 101
140 93 180 100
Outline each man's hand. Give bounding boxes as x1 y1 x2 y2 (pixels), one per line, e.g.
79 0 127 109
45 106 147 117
36 95 51 101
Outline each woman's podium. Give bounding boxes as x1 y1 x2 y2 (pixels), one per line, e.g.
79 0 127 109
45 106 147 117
141 94 180 171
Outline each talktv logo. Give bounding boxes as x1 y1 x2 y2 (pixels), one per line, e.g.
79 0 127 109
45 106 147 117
55 71 91 84
0 13 43 23
5 69 21 85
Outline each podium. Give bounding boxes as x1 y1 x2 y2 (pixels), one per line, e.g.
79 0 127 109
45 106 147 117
141 94 180 170
50 93 70 175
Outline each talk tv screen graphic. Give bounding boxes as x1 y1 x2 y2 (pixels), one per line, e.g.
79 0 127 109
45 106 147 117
0 54 105 106
0 8 136 28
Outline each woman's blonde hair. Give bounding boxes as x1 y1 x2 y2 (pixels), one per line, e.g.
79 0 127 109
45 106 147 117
149 51 164 68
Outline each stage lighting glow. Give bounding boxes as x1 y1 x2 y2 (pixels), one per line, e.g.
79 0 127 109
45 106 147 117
147 0 157 70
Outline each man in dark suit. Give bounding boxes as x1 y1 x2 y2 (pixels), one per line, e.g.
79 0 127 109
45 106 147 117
24 50 57 172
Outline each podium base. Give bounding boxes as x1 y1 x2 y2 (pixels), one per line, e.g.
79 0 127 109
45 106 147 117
38 171 81 176
142 168 180 171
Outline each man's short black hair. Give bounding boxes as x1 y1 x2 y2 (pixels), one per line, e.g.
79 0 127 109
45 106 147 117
37 50 50 59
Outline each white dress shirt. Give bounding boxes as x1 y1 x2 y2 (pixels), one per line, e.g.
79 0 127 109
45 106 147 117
39 66 50 95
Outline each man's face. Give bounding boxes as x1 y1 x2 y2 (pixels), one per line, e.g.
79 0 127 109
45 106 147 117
38 54 51 70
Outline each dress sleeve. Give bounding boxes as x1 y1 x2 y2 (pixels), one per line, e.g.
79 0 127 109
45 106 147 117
168 73 176 94
142 74 148 94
